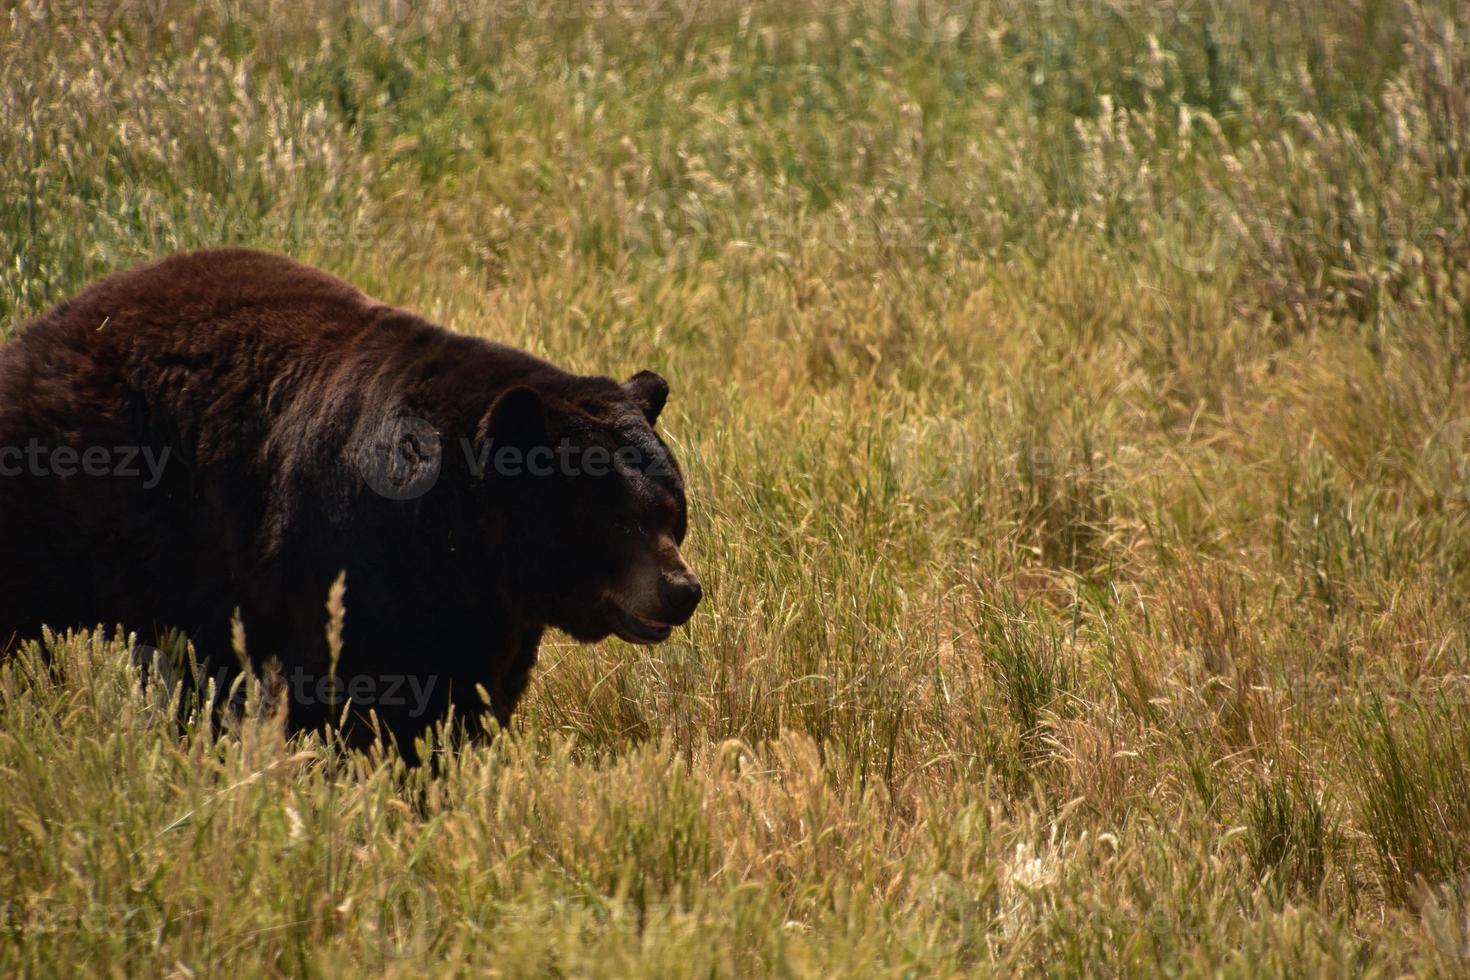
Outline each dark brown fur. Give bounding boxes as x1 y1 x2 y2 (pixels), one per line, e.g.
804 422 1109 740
0 249 699 760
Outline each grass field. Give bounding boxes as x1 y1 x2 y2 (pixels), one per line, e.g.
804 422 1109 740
3 0 1470 974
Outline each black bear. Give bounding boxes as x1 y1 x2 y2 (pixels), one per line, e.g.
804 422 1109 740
0 248 701 758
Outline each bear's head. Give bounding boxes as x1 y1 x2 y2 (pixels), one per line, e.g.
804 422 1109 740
476 369 701 645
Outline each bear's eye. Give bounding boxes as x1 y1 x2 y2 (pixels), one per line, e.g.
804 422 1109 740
613 518 646 538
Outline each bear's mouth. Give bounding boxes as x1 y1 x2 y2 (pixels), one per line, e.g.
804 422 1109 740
609 605 673 644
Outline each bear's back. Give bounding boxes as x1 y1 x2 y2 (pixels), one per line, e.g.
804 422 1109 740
21 248 378 348
0 250 440 644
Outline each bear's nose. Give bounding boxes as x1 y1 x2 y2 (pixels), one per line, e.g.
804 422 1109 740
658 573 702 624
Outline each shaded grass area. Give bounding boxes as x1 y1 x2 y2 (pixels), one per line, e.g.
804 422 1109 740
3 0 1470 974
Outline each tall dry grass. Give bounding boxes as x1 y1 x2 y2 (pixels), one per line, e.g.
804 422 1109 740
3 0 1470 974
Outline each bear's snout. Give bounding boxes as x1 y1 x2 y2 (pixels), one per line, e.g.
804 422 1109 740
603 541 702 644
657 571 702 625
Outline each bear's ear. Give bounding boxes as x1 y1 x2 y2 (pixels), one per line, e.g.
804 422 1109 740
624 370 668 425
478 385 548 452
